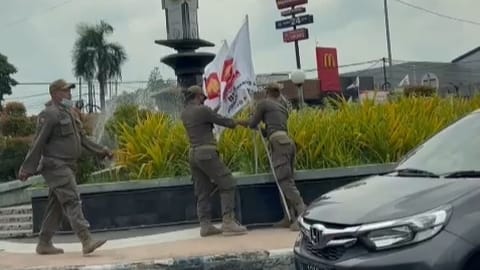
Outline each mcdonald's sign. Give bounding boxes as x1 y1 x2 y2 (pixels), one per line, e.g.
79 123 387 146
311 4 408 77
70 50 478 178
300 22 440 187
323 53 337 69
316 47 341 92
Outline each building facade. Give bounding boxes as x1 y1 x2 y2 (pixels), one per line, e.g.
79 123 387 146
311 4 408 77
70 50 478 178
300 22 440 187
341 47 480 97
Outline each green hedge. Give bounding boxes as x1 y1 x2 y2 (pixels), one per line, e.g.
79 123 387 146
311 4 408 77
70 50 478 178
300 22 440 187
0 136 31 183
106 95 480 181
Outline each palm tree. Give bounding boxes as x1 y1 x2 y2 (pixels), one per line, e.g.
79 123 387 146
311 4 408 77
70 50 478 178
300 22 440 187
72 20 127 110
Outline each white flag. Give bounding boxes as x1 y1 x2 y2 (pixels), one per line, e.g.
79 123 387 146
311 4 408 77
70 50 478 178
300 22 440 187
398 74 410 87
215 16 258 139
202 40 229 140
219 16 258 117
347 76 359 90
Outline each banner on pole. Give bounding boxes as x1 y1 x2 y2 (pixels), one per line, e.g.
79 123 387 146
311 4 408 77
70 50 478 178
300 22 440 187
212 16 258 139
219 16 258 118
316 47 341 93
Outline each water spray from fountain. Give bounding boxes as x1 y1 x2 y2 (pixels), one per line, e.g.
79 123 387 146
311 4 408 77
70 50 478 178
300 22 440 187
87 68 185 179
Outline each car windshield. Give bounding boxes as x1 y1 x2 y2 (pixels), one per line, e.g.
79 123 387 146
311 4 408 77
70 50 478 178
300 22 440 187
396 111 480 176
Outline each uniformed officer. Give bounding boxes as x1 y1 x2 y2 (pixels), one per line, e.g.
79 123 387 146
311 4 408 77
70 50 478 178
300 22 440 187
181 85 248 237
245 82 306 231
18 79 113 255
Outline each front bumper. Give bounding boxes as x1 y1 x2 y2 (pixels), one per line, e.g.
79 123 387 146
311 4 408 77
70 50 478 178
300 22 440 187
294 230 473 270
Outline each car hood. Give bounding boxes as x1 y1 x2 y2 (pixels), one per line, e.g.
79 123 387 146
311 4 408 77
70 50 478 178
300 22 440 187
303 175 480 225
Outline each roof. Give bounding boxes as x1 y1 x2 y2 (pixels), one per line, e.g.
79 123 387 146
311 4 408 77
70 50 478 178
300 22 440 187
451 46 480 63
340 60 478 90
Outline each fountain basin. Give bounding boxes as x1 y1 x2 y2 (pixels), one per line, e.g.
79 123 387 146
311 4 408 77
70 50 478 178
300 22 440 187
30 163 395 233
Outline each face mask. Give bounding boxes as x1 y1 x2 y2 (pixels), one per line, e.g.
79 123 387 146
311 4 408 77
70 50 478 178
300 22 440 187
60 98 74 109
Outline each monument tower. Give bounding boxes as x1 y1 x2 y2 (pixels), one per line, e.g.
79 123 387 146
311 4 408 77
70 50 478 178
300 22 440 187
155 0 215 89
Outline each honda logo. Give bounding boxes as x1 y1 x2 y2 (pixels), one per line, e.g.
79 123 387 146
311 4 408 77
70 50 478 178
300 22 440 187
309 224 332 248
310 226 322 244
323 53 337 69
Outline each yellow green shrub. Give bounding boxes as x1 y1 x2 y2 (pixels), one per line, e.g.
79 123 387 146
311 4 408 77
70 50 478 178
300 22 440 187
113 96 480 180
115 113 189 179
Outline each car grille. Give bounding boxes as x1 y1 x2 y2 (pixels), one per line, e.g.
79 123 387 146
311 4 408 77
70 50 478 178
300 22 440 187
303 238 347 261
299 262 335 270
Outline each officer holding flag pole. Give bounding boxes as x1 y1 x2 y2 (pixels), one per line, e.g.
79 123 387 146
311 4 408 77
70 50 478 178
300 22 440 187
244 82 306 231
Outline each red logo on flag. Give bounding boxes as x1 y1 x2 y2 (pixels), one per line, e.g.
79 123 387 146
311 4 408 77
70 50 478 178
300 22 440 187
205 73 221 99
221 58 240 97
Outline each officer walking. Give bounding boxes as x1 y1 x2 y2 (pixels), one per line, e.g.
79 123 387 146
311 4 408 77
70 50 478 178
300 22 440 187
18 79 113 255
181 85 248 237
245 82 306 231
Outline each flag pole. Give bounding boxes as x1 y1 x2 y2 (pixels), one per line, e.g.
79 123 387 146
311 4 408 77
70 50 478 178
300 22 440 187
253 112 258 174
357 76 361 101
257 126 292 222
243 14 258 174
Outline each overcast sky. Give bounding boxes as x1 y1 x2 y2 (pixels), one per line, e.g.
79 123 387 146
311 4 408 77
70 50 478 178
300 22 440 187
1 0 479 114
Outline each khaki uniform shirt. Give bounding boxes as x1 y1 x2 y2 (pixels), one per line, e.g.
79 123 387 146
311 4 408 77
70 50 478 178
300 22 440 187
181 103 236 147
248 98 289 138
21 102 106 174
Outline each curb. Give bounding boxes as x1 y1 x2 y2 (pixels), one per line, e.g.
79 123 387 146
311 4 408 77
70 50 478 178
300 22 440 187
19 249 294 270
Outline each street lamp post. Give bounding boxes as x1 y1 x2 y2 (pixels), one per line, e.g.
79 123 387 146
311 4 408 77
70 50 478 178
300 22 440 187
291 70 306 109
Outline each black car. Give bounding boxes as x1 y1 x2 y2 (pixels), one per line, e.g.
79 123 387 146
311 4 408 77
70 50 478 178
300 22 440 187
294 109 480 270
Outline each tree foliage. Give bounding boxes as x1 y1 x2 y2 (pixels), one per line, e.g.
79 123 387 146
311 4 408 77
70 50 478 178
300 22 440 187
0 53 18 111
72 20 127 110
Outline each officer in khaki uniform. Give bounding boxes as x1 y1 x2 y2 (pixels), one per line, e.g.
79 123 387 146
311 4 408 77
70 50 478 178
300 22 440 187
246 82 306 231
18 79 113 255
181 85 248 237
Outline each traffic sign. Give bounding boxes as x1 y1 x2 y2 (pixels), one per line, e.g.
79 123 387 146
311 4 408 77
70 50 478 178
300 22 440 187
283 28 309 43
276 0 308 9
275 14 314 29
281 6 306 17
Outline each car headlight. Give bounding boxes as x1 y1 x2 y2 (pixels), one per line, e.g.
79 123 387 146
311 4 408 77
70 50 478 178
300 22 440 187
360 205 452 251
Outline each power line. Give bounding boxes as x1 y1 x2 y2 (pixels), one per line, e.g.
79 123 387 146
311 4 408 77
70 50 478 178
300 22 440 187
16 80 149 86
302 59 382 73
392 58 480 65
4 92 89 102
0 0 76 30
392 0 480 27
340 60 383 76
5 81 147 101
4 92 49 100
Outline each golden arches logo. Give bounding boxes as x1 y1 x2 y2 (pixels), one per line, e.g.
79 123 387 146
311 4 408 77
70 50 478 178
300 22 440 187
323 53 337 69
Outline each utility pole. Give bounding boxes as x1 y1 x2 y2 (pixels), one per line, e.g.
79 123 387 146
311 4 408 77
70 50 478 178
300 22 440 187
382 57 388 90
78 77 82 103
88 81 93 114
383 0 393 89
412 64 417 85
292 13 301 69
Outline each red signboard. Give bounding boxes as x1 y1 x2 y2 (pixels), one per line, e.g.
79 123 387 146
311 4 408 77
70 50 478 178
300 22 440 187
276 0 308 9
281 6 306 16
316 47 341 92
283 28 309 43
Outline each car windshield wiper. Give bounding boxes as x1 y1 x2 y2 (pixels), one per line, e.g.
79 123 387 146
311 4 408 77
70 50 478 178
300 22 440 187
442 170 480 178
388 168 440 178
